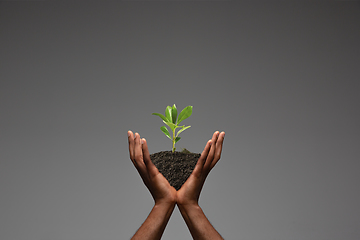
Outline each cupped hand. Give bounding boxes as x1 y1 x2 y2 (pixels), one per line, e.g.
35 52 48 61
176 131 225 206
128 131 177 206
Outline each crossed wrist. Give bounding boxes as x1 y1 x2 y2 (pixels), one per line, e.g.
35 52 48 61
154 199 176 207
177 201 200 211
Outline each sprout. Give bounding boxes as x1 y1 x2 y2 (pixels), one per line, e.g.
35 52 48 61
152 104 193 153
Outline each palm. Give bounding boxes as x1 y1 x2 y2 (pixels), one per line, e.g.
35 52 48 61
176 173 204 206
147 171 177 204
128 131 177 205
176 131 225 206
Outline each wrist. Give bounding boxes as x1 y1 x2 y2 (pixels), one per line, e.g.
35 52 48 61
177 202 201 213
153 201 176 222
154 199 176 209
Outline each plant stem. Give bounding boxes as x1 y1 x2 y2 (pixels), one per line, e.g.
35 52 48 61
172 128 175 152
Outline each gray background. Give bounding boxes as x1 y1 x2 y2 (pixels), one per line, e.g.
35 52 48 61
1 2 359 240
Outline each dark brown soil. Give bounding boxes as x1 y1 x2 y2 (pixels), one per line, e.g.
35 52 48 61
150 151 201 190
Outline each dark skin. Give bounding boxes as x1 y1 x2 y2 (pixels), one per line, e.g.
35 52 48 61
128 130 225 240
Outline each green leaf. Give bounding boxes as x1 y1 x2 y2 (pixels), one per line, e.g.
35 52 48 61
175 137 181 143
163 120 177 131
165 106 172 122
176 125 191 137
152 113 168 122
177 106 193 124
171 104 177 124
160 126 172 140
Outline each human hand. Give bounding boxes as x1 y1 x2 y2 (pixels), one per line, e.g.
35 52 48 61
128 131 177 206
176 131 225 207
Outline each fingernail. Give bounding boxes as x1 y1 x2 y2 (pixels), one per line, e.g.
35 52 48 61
127 131 131 137
141 139 144 144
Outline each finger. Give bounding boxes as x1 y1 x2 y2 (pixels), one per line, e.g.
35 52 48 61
134 133 147 174
192 139 212 177
128 130 135 164
210 131 225 169
203 131 219 171
141 138 159 178
134 132 142 164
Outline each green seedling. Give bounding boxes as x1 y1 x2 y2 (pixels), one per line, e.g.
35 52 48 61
152 104 193 153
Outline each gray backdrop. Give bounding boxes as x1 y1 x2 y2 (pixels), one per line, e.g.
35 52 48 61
1 2 359 240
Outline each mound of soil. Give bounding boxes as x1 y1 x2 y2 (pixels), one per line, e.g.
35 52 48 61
150 151 201 190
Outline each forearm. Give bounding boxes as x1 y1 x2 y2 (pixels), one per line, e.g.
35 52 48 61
131 202 175 240
178 204 224 240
